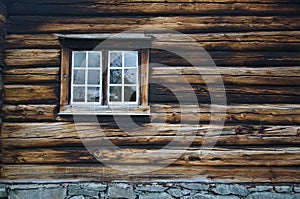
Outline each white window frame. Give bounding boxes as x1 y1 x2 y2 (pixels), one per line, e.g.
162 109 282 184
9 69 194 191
108 51 139 106
70 51 102 105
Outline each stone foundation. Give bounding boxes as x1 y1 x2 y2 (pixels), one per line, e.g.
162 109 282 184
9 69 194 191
0 182 299 199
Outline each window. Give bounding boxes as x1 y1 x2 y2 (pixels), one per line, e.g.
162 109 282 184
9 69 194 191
58 34 151 115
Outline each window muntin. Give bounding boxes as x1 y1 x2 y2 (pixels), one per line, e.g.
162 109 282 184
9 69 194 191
108 51 139 105
71 51 102 104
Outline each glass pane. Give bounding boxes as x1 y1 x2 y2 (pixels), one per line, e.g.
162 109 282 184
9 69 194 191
74 52 86 68
124 86 137 102
109 86 122 102
73 69 85 84
88 52 101 68
110 51 122 68
88 70 100 85
124 51 138 68
110 69 122 84
73 86 85 102
87 87 100 102
124 69 137 84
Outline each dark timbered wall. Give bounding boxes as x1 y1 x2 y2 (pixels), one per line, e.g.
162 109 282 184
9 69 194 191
0 0 300 182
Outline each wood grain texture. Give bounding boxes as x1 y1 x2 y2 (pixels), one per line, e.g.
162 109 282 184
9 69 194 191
7 2 300 16
1 122 299 148
2 104 300 124
7 16 299 34
3 67 59 83
1 164 299 182
6 31 300 51
3 85 58 104
2 147 300 166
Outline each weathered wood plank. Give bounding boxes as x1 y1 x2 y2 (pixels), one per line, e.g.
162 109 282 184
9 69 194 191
6 34 59 49
152 66 300 77
3 66 300 86
1 164 299 182
151 104 300 124
2 104 300 124
6 32 300 50
5 0 299 3
149 84 300 103
3 85 58 104
1 122 299 148
7 2 300 16
2 105 57 121
3 67 59 83
150 51 300 66
7 16 300 34
5 49 300 67
154 31 300 43
1 147 300 166
4 49 60 67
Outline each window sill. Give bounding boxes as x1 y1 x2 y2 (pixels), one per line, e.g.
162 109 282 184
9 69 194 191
59 105 150 116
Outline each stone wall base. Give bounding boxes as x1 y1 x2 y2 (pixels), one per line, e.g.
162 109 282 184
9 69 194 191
0 182 299 199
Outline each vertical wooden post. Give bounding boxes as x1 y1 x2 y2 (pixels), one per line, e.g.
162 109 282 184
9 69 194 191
60 48 70 112
141 48 149 107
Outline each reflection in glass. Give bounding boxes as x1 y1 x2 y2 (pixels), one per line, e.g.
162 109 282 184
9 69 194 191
73 86 85 102
109 86 122 102
110 51 122 67
124 69 137 84
88 52 101 68
124 86 137 102
87 87 100 102
74 52 86 68
110 69 122 84
124 51 138 67
73 69 85 84
88 70 100 85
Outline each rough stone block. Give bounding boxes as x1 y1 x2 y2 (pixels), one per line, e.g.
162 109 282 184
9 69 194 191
274 186 292 193
212 184 248 196
180 183 210 191
246 192 300 199
294 186 300 193
10 188 67 199
107 183 135 199
167 188 191 197
0 187 7 198
248 186 273 192
136 184 167 192
139 192 173 199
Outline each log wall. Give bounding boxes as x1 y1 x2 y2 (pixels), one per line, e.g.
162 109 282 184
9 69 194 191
0 0 299 182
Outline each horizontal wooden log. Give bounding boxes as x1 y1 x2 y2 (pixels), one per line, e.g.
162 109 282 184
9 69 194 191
5 49 300 67
1 122 299 148
6 34 60 49
154 31 300 43
4 0 298 3
154 41 300 51
3 65 300 86
151 104 300 124
152 66 300 77
3 67 60 83
2 105 58 121
3 85 58 104
7 2 300 16
150 51 300 66
1 164 299 182
151 66 300 86
7 16 300 34
6 31 300 50
2 104 300 124
4 49 60 67
149 84 300 103
1 147 300 166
